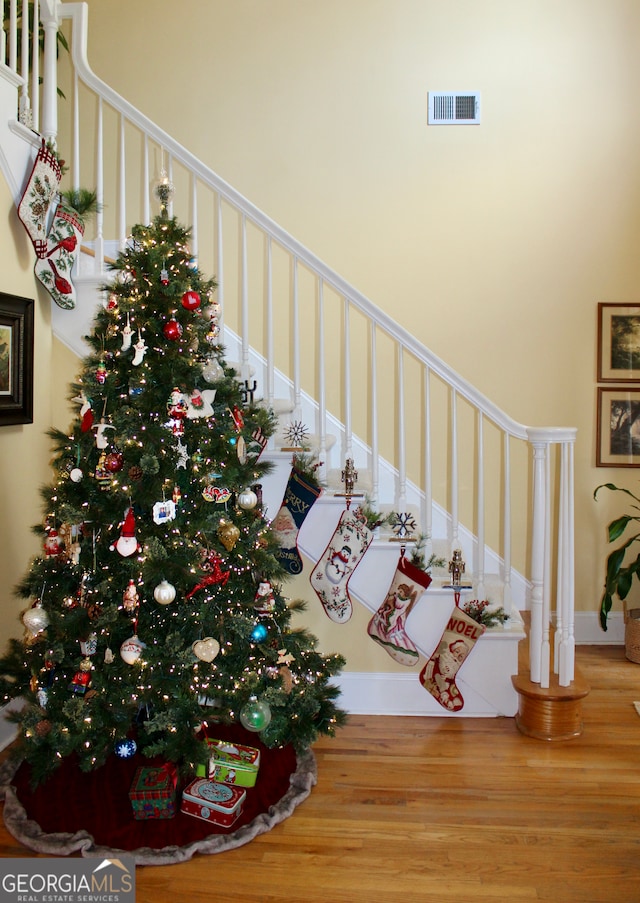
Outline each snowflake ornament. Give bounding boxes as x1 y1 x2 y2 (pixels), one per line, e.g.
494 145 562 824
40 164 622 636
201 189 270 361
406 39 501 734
391 512 417 539
283 420 309 447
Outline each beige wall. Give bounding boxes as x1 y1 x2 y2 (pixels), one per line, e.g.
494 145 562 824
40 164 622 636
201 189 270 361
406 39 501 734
0 174 57 643
4 1 640 660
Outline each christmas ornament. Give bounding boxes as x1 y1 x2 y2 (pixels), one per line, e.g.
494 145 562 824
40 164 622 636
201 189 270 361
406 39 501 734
122 579 140 612
104 451 124 472
310 508 373 623
239 696 272 732
192 637 220 662
110 507 142 557
152 499 177 524
218 519 240 551
79 632 98 656
44 529 63 557
105 292 119 312
282 420 310 448
163 318 182 341
167 388 188 436
92 418 115 449
367 554 432 666
74 391 94 432
70 467 83 483
185 552 230 599
132 330 148 366
114 738 137 758
202 357 224 383
153 579 177 605
121 313 133 352
237 488 258 510
70 657 92 694
181 289 201 310
95 359 107 384
120 635 145 665
272 467 322 575
251 623 268 643
186 388 216 419
419 608 485 711
254 581 275 614
160 265 169 285
22 602 49 637
128 465 143 481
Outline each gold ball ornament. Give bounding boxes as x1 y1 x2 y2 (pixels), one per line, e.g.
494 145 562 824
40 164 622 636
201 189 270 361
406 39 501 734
217 519 240 551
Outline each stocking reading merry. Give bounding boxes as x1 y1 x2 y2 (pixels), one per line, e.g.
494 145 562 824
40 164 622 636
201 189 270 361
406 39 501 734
367 553 432 665
272 467 322 575
310 507 373 623
419 607 485 711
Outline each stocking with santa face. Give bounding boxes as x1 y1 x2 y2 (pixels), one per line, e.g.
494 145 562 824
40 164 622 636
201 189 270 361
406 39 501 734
310 507 373 623
272 467 322 575
419 607 485 711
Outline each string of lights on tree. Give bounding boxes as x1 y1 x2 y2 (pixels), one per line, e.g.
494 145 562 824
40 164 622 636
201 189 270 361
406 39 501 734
0 179 346 784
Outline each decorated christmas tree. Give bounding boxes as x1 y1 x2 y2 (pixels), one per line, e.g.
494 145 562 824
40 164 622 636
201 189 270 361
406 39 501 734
0 193 346 786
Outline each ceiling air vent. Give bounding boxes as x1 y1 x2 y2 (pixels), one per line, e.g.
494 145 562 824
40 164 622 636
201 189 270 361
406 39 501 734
428 92 481 125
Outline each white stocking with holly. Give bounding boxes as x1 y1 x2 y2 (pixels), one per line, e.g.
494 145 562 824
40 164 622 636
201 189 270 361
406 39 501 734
34 199 85 309
419 607 485 711
367 552 432 665
17 140 61 259
309 506 373 623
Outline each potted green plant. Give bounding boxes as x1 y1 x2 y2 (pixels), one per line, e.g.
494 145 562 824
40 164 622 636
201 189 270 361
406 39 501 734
594 481 640 660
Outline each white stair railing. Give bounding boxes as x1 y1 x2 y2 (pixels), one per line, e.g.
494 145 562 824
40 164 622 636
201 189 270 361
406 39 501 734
14 1 577 688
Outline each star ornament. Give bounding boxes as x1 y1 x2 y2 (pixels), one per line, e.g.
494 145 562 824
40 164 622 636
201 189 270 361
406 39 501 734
392 512 417 539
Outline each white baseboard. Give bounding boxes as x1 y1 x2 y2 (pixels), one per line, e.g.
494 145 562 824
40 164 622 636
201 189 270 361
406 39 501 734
574 611 624 645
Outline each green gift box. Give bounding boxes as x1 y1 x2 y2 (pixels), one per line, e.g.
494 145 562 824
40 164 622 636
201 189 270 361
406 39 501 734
196 739 261 787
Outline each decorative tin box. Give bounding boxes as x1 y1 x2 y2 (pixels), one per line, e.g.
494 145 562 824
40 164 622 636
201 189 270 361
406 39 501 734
197 739 261 787
180 778 246 827
128 764 177 820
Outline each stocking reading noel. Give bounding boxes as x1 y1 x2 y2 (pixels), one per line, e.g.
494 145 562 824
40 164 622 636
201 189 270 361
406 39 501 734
310 507 373 623
272 467 322 575
367 553 432 666
419 607 485 711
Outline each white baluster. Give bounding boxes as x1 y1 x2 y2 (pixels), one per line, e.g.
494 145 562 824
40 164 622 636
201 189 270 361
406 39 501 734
423 366 433 556
540 443 551 688
118 114 126 248
142 135 149 224
94 95 104 272
216 194 224 337
557 440 576 686
240 213 249 379
190 173 198 264
317 277 327 483
343 299 352 461
9 0 16 72
292 256 300 413
397 343 406 513
1 1 6 65
528 434 548 684
18 0 30 125
31 0 39 131
40 0 58 140
370 323 379 507
265 236 274 408
450 388 459 550
502 431 512 611
72 71 79 187
476 411 486 600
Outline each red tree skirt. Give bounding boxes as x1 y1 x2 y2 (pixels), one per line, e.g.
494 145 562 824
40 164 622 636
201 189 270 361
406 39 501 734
0 724 316 865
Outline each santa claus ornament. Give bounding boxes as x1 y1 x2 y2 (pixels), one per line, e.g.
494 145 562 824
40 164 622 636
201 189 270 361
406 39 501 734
110 507 142 557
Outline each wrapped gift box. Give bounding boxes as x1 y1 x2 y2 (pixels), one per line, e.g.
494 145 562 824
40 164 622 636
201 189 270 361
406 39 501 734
197 738 261 787
181 778 246 827
129 764 177 820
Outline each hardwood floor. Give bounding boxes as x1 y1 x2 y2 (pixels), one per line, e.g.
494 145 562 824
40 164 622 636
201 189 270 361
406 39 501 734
1 645 639 902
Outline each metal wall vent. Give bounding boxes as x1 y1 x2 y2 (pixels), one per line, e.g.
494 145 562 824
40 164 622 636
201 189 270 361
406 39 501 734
428 92 481 125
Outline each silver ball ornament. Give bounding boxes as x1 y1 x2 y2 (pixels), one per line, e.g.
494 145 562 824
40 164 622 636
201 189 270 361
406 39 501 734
22 603 49 636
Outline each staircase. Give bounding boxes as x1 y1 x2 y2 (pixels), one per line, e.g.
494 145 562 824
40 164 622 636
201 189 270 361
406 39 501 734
0 1 580 722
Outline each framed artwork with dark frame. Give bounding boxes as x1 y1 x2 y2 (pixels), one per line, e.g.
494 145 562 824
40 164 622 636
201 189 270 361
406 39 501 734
0 291 34 426
596 387 640 467
598 303 640 382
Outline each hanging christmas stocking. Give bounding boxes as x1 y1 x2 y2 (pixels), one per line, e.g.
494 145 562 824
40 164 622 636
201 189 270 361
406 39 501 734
367 553 432 666
310 507 373 623
419 607 485 711
17 140 62 259
34 199 85 309
272 467 322 575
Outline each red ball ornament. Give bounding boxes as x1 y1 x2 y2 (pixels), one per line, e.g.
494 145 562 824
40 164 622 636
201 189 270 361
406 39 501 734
163 318 182 340
181 290 201 311
104 451 124 472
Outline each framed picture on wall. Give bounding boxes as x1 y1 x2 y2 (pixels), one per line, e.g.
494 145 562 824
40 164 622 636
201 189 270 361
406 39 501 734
598 303 640 382
0 292 34 426
596 387 640 467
